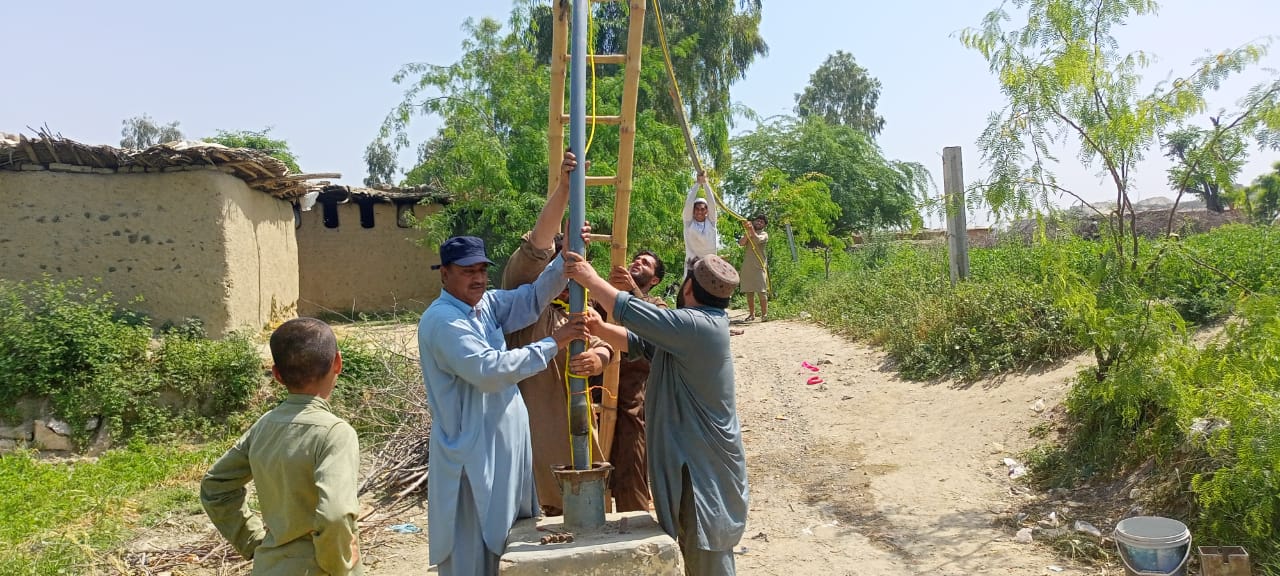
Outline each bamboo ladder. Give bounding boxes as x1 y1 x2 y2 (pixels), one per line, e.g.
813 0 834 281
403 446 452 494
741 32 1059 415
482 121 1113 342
546 0 647 471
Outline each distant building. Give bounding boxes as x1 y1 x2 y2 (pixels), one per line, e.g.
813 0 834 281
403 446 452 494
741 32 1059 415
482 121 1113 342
297 184 448 318
0 132 446 335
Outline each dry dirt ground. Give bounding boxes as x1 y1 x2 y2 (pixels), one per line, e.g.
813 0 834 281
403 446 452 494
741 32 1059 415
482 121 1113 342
125 313 1120 575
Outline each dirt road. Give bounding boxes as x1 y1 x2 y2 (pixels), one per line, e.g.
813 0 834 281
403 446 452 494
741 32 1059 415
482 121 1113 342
132 314 1106 575
364 313 1100 574
725 314 1096 575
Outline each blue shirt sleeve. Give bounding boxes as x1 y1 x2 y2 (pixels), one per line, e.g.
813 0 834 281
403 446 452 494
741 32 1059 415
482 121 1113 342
429 315 558 394
489 256 567 335
624 329 655 362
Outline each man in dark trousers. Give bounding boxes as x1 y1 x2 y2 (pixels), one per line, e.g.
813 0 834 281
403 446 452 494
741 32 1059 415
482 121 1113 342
602 250 667 512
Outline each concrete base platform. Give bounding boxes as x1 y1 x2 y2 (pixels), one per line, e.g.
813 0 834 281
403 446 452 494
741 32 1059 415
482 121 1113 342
500 511 683 575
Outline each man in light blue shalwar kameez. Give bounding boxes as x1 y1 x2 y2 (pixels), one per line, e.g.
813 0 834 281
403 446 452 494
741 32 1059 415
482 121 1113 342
418 236 588 576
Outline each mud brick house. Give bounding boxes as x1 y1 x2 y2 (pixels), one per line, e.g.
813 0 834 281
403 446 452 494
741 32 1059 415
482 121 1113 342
0 131 333 336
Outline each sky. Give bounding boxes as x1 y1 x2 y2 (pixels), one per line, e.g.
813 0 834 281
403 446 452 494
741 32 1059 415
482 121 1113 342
4 0 1278 229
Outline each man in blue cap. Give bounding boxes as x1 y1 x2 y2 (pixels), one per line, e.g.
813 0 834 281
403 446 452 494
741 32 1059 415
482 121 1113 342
418 235 589 576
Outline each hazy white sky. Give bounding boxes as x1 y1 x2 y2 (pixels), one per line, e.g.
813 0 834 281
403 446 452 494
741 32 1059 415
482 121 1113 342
5 0 1277 227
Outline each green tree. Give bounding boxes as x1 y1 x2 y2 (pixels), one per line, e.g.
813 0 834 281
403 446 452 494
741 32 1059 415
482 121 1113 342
746 168 842 249
517 0 769 171
119 114 183 149
960 0 1279 264
725 115 928 234
960 0 1279 382
794 51 885 138
1245 161 1280 223
1164 122 1248 212
204 128 301 173
371 15 693 279
363 139 397 187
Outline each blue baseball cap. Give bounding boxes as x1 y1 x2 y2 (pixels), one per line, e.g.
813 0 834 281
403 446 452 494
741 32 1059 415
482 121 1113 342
431 236 495 270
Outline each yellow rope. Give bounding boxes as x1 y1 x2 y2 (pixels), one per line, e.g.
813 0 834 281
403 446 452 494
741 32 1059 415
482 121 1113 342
558 289 596 468
651 0 770 293
585 6 598 156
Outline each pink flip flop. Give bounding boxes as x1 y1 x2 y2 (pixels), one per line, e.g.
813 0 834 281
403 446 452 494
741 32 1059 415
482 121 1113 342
801 361 820 372
806 376 824 386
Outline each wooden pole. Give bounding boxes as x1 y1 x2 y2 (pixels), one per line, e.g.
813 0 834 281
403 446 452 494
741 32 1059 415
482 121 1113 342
545 0 571 196
943 146 969 285
599 0 647 463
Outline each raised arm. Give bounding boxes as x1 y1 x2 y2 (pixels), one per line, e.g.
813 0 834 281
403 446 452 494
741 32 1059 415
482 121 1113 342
610 292 703 356
682 180 701 225
491 256 567 334
564 252 694 355
738 220 758 247
702 175 718 226
532 151 577 250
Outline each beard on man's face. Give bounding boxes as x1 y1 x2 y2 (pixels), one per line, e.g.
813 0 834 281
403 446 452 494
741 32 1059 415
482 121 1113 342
631 270 653 291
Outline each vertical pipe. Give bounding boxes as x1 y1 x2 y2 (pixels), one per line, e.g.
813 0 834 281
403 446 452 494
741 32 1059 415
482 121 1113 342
567 0 590 470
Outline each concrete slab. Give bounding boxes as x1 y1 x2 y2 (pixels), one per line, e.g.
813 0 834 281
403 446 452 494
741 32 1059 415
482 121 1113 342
500 511 683 575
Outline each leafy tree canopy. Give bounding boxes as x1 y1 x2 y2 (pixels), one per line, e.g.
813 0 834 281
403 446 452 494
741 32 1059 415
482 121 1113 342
370 14 701 286
120 114 183 149
726 115 928 234
960 0 1279 262
204 128 301 173
794 51 886 139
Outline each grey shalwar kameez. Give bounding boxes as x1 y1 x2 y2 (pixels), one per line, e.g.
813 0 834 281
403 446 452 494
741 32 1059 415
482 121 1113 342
612 292 749 575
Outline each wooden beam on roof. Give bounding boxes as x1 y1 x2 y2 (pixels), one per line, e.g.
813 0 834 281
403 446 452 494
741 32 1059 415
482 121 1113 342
66 144 83 166
20 135 40 165
42 138 61 164
278 172 342 181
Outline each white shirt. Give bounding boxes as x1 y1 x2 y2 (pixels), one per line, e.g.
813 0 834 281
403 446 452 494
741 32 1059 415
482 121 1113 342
682 183 719 263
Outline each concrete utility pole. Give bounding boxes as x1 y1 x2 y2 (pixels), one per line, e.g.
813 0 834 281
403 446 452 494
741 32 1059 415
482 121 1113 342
943 146 969 285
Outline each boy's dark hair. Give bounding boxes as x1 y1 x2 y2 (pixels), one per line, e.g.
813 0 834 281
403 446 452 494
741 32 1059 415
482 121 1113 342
269 317 338 389
635 250 666 283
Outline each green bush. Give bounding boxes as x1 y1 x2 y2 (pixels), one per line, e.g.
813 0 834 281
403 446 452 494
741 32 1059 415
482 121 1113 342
1148 225 1280 323
798 241 1080 380
1180 297 1280 565
0 278 265 444
894 281 1078 380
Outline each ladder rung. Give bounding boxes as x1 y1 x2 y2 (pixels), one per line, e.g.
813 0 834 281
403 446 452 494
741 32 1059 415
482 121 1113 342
566 54 626 65
586 176 618 187
560 114 623 125
585 233 613 243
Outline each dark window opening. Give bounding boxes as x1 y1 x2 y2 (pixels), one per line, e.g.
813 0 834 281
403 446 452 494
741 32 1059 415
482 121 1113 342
323 200 340 229
359 201 375 229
